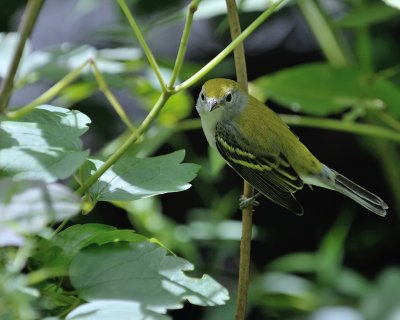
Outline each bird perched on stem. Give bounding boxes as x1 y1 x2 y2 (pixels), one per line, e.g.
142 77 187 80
196 78 388 216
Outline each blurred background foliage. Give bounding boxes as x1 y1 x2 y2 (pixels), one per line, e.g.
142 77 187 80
1 0 400 319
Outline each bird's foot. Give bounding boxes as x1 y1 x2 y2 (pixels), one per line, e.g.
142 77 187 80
239 193 261 210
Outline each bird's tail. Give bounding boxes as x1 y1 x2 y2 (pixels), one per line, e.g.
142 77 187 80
327 166 388 216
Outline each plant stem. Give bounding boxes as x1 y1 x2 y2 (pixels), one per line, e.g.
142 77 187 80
118 0 167 93
225 0 253 319
76 92 170 196
0 0 44 113
90 60 136 132
297 0 348 66
280 114 400 143
26 267 67 285
174 0 284 92
7 59 90 120
168 0 201 88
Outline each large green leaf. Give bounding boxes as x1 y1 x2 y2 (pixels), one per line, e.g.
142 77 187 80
0 105 90 182
83 150 200 201
67 300 170 320
35 224 146 268
0 178 81 246
254 63 400 116
70 242 229 311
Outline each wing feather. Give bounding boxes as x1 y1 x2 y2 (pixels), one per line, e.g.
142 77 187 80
215 122 304 215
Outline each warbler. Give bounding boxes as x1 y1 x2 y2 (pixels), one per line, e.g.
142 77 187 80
196 78 388 216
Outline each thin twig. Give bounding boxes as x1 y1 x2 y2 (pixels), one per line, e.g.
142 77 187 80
118 0 167 93
0 0 44 112
7 59 90 119
225 0 253 319
75 92 170 196
168 0 201 88
174 0 284 92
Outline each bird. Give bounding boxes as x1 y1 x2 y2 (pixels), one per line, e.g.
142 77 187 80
195 78 388 216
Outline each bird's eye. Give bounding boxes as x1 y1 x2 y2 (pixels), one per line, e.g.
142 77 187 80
200 92 205 101
225 92 232 103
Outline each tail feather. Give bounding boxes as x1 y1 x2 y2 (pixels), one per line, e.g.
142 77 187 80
333 169 388 217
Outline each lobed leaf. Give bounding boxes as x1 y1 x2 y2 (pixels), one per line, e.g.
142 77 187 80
83 150 200 201
0 105 90 182
69 242 229 312
35 224 146 268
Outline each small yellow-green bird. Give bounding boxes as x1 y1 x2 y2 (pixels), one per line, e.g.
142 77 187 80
196 78 388 216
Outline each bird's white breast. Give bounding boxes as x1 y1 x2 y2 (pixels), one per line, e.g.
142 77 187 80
199 108 223 149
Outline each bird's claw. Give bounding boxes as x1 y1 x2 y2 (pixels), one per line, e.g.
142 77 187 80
239 195 260 210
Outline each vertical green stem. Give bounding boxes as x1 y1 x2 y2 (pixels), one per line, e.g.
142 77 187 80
0 0 44 112
168 0 201 88
297 0 348 66
225 0 253 319
174 0 283 92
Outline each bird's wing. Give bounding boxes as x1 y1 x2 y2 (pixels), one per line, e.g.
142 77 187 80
215 122 304 215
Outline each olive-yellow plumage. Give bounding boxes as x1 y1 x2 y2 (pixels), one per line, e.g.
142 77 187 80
196 78 388 216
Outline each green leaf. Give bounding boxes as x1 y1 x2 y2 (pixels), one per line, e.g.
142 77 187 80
361 268 400 320
267 252 317 273
67 300 170 320
0 105 90 182
335 3 399 28
35 224 146 268
83 150 200 201
70 242 229 310
254 63 400 116
158 91 192 125
254 272 317 312
0 178 81 246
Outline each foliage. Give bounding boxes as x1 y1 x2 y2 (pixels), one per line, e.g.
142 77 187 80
1 0 400 319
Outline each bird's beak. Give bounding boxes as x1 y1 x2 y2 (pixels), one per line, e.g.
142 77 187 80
207 99 220 112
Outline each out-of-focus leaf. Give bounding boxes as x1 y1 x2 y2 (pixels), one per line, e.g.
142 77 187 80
335 268 371 298
115 197 200 263
254 63 400 116
0 32 49 81
35 224 146 268
158 91 192 125
83 150 200 201
0 105 90 182
335 3 399 28
0 270 38 320
267 252 317 273
0 178 81 246
254 272 317 312
67 300 170 320
382 0 400 10
70 242 229 311
310 307 363 320
361 268 400 320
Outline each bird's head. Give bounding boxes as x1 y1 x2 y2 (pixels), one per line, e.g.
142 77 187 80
195 78 247 120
